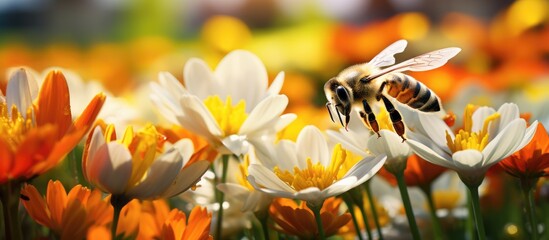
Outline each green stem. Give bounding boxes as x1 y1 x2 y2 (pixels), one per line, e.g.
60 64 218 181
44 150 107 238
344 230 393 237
364 181 384 240
250 214 266 240
421 185 446 240
342 194 364 240
308 201 326 240
0 181 23 240
467 185 486 240
395 172 421 240
521 178 539 240
110 195 130 240
215 155 230 240
466 192 475 240
259 213 270 240
356 198 374 240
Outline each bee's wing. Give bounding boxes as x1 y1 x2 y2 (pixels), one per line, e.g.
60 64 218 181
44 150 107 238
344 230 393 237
364 47 461 81
367 39 408 68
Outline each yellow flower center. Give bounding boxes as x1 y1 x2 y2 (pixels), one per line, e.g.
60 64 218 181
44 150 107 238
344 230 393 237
273 144 348 191
237 154 254 191
446 104 500 152
0 102 33 152
203 96 248 137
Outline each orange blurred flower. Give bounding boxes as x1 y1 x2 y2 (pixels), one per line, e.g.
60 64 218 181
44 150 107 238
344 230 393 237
20 180 112 240
0 68 105 183
378 154 448 188
269 197 351 239
162 206 213 240
499 123 549 179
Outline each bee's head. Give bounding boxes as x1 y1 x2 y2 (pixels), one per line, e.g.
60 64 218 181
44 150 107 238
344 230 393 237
324 78 352 129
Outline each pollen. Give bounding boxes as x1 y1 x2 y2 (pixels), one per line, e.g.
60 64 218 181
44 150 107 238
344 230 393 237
446 104 500 152
273 144 348 191
0 102 33 152
203 95 248 137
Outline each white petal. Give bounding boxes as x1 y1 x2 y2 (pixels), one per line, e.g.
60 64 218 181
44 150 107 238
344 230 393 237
6 68 36 118
326 130 368 157
452 149 484 170
342 154 386 183
296 126 329 167
266 71 284 96
183 58 218 99
516 121 539 150
407 139 455 169
247 175 296 199
248 164 295 192
482 118 526 165
322 177 358 198
294 187 325 206
159 71 188 96
222 135 250 156
497 103 520 130
214 50 268 110
88 142 133 195
417 112 454 145
471 107 496 133
85 127 106 179
273 140 298 171
127 148 183 199
407 129 452 158
177 95 222 139
367 130 411 160
239 95 289 135
172 139 194 166
242 191 272 212
217 183 250 200
161 160 210 198
273 113 297 133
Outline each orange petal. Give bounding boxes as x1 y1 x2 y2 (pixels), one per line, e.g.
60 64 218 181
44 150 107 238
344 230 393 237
163 209 187 240
35 70 72 139
12 125 57 180
73 93 106 132
61 199 88 240
0 137 15 183
29 127 87 178
46 180 68 231
182 207 211 240
87 225 112 240
20 183 53 228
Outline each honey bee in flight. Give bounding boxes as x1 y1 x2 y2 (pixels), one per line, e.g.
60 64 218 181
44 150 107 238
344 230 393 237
324 39 461 141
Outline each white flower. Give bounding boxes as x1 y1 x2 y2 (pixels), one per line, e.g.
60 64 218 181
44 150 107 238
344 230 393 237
407 103 537 186
247 125 386 207
150 50 295 155
82 124 210 200
328 107 412 173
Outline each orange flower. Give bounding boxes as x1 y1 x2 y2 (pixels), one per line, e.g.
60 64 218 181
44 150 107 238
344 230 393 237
499 123 549 179
20 180 112 240
0 68 105 183
379 154 447 187
269 197 351 239
162 206 213 240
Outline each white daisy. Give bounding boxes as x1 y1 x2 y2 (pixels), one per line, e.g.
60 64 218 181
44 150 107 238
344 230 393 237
247 125 386 207
407 103 537 187
150 50 295 155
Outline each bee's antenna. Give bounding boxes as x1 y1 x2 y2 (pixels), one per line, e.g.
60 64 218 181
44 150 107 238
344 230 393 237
326 102 335 123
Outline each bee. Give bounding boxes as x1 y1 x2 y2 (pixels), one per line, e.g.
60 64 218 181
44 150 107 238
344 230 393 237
324 39 461 141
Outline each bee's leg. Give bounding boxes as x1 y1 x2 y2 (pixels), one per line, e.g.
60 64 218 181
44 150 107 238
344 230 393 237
380 95 406 142
361 100 381 137
326 102 335 123
375 81 388 101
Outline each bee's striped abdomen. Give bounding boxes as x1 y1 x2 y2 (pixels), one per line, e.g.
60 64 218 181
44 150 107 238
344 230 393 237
385 74 441 112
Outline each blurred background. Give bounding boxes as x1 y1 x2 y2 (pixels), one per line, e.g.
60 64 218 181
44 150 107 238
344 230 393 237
2 1 549 239
2 0 548 124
